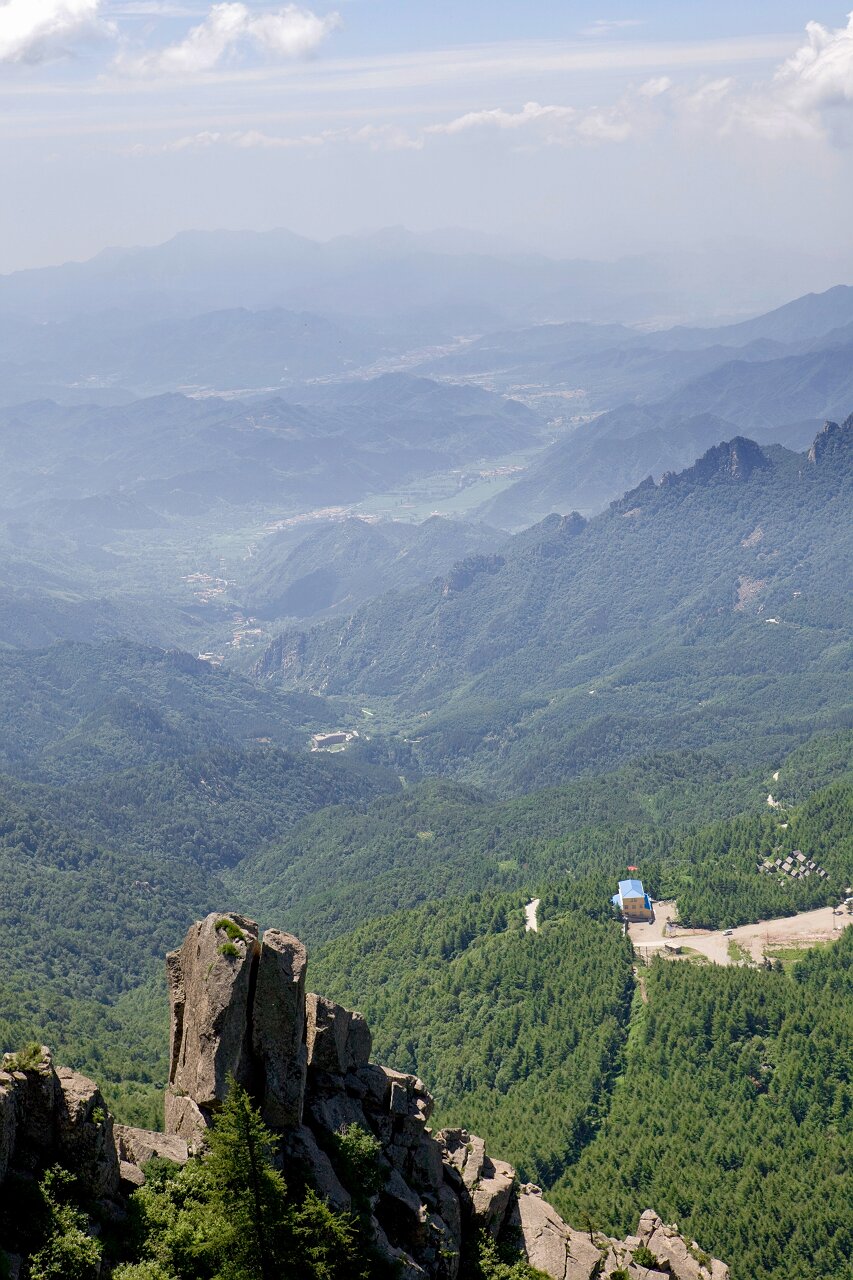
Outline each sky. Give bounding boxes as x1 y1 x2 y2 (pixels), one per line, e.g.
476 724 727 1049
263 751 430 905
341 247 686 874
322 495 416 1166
2 1 853 272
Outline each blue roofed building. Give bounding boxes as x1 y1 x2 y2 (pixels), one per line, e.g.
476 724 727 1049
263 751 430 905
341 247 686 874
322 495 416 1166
611 878 653 922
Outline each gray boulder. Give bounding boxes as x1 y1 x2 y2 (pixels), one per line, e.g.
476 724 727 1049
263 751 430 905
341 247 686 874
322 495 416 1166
278 1124 352 1212
114 1125 189 1168
346 1011 373 1070
2 1048 58 1168
510 1184 605 1280
633 1209 730 1280
471 1155 515 1235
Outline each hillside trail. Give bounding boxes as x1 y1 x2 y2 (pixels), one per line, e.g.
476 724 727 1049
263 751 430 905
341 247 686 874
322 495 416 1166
632 965 649 1003
524 898 540 932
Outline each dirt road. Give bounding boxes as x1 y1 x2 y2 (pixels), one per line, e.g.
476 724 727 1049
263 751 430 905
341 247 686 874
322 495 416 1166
629 900 851 966
525 899 540 933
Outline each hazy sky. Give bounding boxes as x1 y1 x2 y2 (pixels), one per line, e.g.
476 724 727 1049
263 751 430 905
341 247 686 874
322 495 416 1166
2 1 853 271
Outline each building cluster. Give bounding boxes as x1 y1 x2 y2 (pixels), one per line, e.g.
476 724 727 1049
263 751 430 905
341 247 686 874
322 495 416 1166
758 850 829 881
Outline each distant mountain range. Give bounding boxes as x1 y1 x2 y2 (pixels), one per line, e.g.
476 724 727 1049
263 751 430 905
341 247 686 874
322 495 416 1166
3 253 853 660
0 376 542 525
0 307 399 403
0 374 538 652
464 287 853 526
258 419 853 789
1 226 845 329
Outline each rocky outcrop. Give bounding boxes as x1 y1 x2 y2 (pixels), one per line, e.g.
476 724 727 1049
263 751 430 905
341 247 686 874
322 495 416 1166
253 627 306 680
0 1047 120 1203
0 918 730 1280
808 413 852 465
442 553 506 595
661 436 768 488
511 1185 604 1280
599 1208 730 1280
508 1191 730 1280
253 929 308 1128
115 1124 190 1193
154 912 729 1280
165 912 259 1140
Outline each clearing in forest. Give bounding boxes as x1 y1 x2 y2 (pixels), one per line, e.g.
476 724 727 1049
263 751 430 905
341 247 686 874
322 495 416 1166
629 900 851 967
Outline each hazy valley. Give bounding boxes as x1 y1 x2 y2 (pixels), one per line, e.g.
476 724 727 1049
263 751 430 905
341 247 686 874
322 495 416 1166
0 226 851 1280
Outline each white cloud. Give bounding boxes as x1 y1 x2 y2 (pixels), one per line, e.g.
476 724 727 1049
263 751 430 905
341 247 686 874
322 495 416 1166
109 3 207 15
250 6 338 57
127 121 422 154
425 91 661 147
426 101 577 137
122 1 339 75
0 0 109 63
398 22 853 150
422 17 853 150
127 127 323 152
581 19 646 38
775 13 853 110
344 123 422 151
639 76 673 99
730 13 853 140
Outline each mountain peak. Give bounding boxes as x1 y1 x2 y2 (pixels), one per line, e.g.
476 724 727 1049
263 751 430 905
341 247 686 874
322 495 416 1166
808 413 853 464
660 436 768 488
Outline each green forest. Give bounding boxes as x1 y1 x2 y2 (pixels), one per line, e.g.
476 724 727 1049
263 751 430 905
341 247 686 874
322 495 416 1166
554 934 853 1280
1 427 852 1279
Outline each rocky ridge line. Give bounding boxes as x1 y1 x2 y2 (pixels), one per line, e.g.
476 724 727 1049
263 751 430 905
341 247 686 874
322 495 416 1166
0 912 730 1280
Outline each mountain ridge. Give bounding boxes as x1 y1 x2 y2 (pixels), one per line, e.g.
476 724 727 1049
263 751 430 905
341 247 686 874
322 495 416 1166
256 422 852 788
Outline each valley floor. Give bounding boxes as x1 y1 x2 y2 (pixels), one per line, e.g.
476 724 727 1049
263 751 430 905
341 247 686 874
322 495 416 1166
629 900 852 966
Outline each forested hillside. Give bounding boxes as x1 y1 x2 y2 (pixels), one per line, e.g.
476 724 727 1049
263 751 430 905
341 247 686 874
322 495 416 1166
244 514 503 622
553 936 853 1280
311 885 634 1188
0 640 333 781
305 811 853 1280
259 423 853 790
1 359 850 1279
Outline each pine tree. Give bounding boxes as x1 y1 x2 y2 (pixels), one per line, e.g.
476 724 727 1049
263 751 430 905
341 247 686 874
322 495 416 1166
201 1079 288 1280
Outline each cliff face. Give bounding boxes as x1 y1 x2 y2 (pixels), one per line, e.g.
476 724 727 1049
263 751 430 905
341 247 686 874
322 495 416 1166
0 912 730 1280
158 912 729 1280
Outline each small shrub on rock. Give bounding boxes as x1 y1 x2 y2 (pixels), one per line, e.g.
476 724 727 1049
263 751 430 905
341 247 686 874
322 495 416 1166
6 1042 44 1072
632 1244 663 1269
330 1124 383 1209
215 919 245 943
